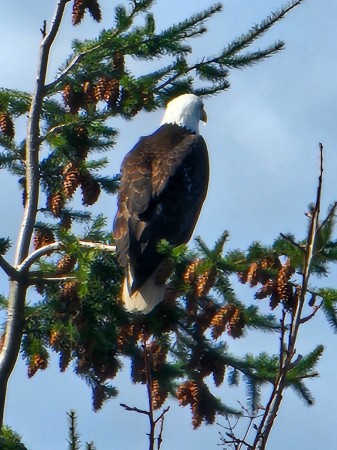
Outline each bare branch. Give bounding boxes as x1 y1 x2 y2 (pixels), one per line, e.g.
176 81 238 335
0 256 20 280
17 241 116 272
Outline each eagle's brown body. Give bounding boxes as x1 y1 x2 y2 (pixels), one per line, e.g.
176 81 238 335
113 95 209 312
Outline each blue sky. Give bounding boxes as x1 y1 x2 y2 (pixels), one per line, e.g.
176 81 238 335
1 0 337 449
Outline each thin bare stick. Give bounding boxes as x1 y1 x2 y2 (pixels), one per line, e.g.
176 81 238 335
120 403 150 416
300 302 323 324
156 407 170 450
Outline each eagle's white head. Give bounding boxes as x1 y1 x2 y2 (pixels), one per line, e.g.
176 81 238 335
160 93 207 134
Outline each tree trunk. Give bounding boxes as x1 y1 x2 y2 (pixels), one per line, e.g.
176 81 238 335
0 281 27 428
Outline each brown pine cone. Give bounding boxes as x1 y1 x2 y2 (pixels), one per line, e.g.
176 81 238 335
0 113 14 139
72 0 86 25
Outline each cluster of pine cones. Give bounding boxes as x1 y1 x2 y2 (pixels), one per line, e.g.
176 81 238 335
239 257 297 309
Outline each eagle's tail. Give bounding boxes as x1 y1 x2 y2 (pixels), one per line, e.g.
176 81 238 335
122 261 172 313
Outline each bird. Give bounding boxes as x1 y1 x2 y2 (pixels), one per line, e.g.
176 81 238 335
113 93 209 313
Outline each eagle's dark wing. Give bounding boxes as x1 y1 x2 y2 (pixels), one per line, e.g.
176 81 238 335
113 124 209 293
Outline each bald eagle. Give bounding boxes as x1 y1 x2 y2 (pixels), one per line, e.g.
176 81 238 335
113 93 209 313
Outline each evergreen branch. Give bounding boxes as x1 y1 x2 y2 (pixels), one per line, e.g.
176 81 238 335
279 233 305 253
223 0 304 57
290 381 315 406
319 288 337 331
316 201 337 236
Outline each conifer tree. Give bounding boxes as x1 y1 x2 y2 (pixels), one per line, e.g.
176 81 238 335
0 1 316 449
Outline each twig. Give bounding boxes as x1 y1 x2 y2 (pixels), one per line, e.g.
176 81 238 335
120 403 150 416
156 407 170 450
300 302 323 324
40 20 47 37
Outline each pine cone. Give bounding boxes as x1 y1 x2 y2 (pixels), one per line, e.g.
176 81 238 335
255 279 275 300
0 333 5 352
49 329 61 351
184 259 216 298
61 280 79 299
59 347 71 372
94 76 110 101
48 192 65 216
196 299 218 334
99 358 119 382
116 325 137 352
213 362 226 387
87 0 102 22
80 171 100 205
93 384 105 411
149 341 167 372
59 213 72 230
62 84 84 114
74 126 89 160
62 84 73 107
0 113 14 139
56 254 77 274
33 227 55 250
210 304 236 340
72 0 86 25
176 380 198 406
152 379 168 410
83 80 97 108
106 79 120 108
227 307 245 338
28 353 48 378
63 162 81 198
112 51 125 72
277 258 295 303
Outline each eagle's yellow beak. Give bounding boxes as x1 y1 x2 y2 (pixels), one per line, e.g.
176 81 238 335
201 107 207 123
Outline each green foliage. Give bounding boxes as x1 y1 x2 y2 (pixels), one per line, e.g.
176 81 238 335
0 238 11 255
318 288 337 331
66 411 97 450
0 427 28 450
